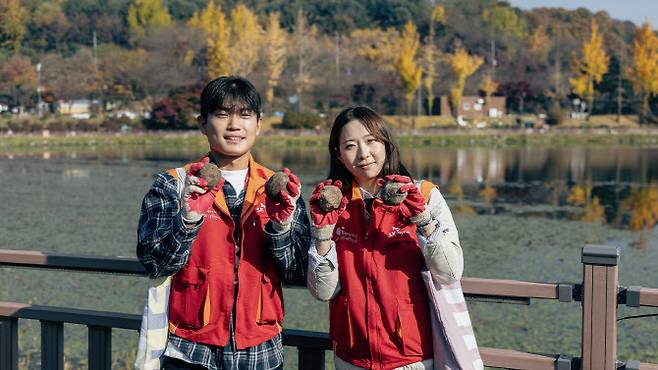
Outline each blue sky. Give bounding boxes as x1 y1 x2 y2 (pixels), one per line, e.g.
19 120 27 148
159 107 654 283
507 0 658 27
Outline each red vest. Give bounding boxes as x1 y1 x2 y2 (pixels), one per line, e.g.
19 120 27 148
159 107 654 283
167 156 284 349
330 182 434 369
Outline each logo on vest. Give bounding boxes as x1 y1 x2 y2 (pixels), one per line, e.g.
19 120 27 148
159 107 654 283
334 227 358 244
387 226 411 238
255 202 266 214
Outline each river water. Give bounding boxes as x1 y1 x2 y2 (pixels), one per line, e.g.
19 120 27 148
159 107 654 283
0 142 657 368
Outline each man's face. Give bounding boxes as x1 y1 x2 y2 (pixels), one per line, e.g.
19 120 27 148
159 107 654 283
200 107 261 160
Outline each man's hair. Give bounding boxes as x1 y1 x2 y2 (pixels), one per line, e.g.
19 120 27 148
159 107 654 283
200 76 261 121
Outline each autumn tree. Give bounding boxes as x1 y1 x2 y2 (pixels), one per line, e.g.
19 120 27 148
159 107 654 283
264 12 287 105
41 49 98 101
422 5 445 115
0 55 37 109
448 47 483 117
482 4 527 39
97 45 147 102
628 22 658 123
350 27 400 72
127 0 172 40
569 19 609 120
191 2 232 77
527 25 551 61
29 1 69 52
229 5 261 77
292 9 319 111
480 74 498 107
395 21 423 115
0 0 28 51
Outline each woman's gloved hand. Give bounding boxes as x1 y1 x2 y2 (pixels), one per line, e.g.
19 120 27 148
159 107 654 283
309 180 348 241
379 174 436 237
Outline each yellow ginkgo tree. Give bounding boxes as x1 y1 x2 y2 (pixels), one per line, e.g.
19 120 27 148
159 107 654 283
395 21 423 115
448 47 483 117
569 19 609 120
628 22 658 123
422 5 445 114
127 0 172 40
229 4 261 77
264 12 287 105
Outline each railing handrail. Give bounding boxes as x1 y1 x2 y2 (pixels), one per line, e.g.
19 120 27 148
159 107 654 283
0 248 571 303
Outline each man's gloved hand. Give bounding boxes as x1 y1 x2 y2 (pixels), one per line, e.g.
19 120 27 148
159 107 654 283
265 168 301 232
181 157 224 225
309 180 349 241
379 174 436 237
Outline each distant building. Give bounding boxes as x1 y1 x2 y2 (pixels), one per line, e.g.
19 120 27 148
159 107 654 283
439 96 506 118
58 99 101 119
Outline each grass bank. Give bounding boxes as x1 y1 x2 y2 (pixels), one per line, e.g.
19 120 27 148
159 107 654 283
2 128 658 151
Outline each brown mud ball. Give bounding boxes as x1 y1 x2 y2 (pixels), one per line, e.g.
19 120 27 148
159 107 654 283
198 163 222 189
318 185 343 212
381 181 408 206
265 171 290 201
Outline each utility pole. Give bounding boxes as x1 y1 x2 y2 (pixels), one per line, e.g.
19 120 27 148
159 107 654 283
36 63 42 116
335 31 340 81
616 71 622 122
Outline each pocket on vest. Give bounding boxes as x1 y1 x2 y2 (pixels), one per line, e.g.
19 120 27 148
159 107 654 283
330 295 354 349
257 273 283 325
396 302 430 356
169 266 210 330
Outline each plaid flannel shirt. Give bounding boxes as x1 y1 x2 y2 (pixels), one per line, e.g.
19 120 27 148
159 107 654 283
137 169 310 369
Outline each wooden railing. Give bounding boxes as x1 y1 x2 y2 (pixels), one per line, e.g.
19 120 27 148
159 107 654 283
1 246 658 370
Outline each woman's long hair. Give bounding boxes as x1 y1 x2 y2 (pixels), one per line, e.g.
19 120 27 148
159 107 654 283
328 106 412 192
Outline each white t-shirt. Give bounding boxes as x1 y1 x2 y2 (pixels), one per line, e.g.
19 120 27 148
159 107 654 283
221 168 248 195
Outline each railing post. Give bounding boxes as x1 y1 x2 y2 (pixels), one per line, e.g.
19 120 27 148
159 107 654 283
0 317 18 370
298 348 325 370
581 245 619 370
41 320 64 370
88 326 112 370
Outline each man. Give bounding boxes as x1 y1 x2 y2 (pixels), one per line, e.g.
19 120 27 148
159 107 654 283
137 76 310 369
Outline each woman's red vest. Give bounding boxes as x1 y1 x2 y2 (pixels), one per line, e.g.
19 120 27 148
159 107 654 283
167 157 284 349
330 182 434 369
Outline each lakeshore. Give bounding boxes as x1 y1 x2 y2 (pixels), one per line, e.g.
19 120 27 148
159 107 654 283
2 127 658 151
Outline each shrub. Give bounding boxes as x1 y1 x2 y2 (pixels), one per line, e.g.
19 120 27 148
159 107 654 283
546 103 565 125
147 80 205 130
45 120 68 132
280 110 324 129
76 119 100 132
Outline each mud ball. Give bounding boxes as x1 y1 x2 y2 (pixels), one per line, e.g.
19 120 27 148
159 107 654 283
381 181 407 206
265 171 290 201
318 185 343 212
198 163 222 189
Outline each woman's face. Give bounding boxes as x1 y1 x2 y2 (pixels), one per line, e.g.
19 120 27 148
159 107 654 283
337 119 386 186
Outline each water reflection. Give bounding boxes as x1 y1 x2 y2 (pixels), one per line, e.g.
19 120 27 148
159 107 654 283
1 144 656 232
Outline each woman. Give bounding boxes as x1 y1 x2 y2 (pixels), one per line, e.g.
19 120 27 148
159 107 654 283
307 106 465 370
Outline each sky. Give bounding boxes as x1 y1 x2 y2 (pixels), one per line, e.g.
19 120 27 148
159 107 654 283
506 0 658 27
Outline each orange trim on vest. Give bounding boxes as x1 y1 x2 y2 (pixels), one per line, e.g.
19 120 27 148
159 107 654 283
420 180 438 201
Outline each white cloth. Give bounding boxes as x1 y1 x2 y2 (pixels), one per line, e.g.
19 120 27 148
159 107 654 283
134 276 172 370
221 168 248 195
135 168 185 370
